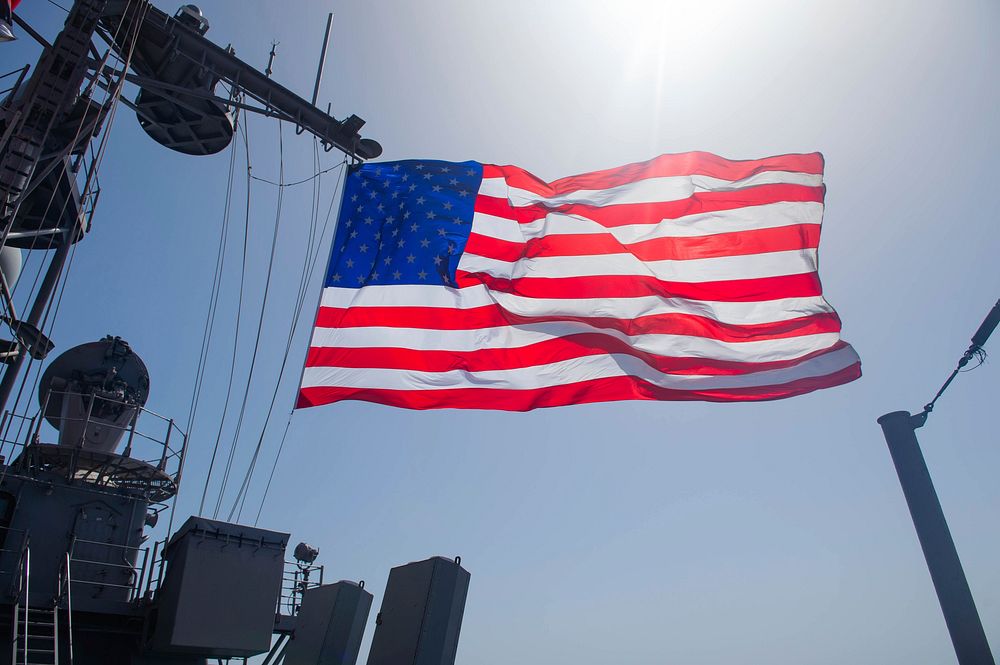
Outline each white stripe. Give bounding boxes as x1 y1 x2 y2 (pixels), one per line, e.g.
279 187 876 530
459 248 817 283
310 321 841 362
319 286 836 325
301 344 858 392
471 200 823 244
477 171 822 207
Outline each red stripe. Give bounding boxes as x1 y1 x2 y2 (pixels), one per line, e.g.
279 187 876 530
297 361 860 411
481 152 823 198
464 224 821 263
316 305 840 341
305 337 849 375
473 184 824 227
455 271 822 302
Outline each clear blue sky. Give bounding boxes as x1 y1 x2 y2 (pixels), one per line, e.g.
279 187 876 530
7 1 1000 663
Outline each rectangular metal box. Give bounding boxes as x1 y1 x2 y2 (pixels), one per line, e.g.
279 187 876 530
366 556 470 665
148 516 289 657
284 581 373 665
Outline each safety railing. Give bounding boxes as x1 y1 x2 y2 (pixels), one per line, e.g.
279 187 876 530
0 390 188 502
9 535 28 665
56 550 74 664
278 561 324 616
67 535 151 602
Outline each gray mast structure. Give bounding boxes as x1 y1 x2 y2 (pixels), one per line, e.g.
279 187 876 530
0 3 470 665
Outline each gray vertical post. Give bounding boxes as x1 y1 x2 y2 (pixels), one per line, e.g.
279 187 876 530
0 236 72 413
311 13 334 107
877 410 995 665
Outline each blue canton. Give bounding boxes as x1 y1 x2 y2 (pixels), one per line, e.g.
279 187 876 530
326 160 483 288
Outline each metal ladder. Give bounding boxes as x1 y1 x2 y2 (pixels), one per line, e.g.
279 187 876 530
9 543 73 665
16 605 57 665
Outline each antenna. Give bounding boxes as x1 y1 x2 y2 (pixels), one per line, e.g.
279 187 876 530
265 41 278 79
311 12 334 107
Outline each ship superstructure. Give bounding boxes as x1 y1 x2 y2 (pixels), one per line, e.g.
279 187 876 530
0 3 470 664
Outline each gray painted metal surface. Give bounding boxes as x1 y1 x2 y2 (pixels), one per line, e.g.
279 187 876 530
367 557 470 665
878 411 995 665
149 516 288 658
285 581 373 665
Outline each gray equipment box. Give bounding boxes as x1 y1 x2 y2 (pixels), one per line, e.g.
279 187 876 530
366 556 470 665
148 516 289 657
284 581 373 665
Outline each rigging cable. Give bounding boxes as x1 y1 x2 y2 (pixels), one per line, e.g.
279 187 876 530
212 119 287 519
230 144 344 522
198 115 253 516
182 109 240 517
252 154 349 526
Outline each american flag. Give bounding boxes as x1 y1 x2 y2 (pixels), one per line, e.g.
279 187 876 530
297 152 861 411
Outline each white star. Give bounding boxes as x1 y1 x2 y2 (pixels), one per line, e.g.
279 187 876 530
403 211 411 220
374 231 381 240
453 217 463 225
458 190 469 197
364 216 374 225
345 258 355 268
351 194 358 202
441 166 451 173
415 164 425 170
391 191 400 199
410 222 418 232
402 173 410 182
393 270 402 280
426 211 436 220
386 215 396 224
437 228 447 237
392 228 399 236
331 273 341 282
432 185 442 192
443 201 453 211
345 219 354 227
416 196 426 205
377 203 384 212
359 244 368 253
423 173 433 180
433 255 443 266
417 270 428 280
369 190 377 199
356 205 363 212
350 230 358 239
449 178 459 186
466 169 475 176
357 274 365 283
408 184 417 192
393 164 401 171
372 271 380 280
361 180 369 188
397 239 405 248
420 238 430 248
406 253 416 263
384 256 393 265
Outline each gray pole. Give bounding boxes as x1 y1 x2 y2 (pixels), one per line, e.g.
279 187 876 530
0 236 72 413
310 13 334 107
877 410 995 665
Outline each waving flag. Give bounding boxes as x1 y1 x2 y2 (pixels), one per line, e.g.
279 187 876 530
298 152 860 411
